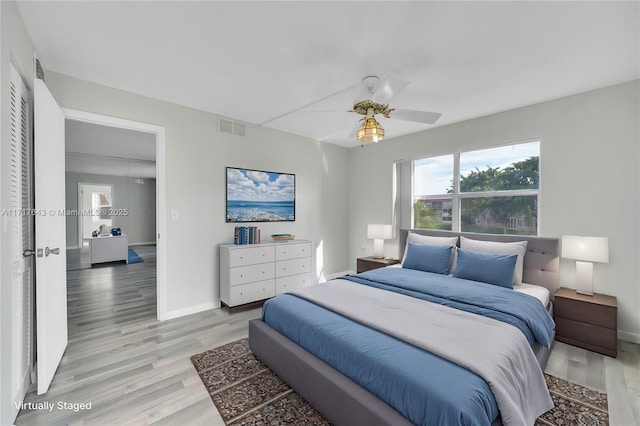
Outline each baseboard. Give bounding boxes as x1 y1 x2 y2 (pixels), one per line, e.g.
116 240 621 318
164 301 217 320
128 242 156 246
618 329 640 344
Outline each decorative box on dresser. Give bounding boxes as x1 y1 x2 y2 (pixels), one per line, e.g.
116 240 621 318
554 287 618 357
220 239 313 307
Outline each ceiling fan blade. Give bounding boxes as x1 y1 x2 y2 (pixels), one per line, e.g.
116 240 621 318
297 109 348 113
391 109 442 124
353 86 374 104
371 76 409 104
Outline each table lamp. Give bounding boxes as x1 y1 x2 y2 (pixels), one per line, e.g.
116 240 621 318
368 224 392 259
561 235 609 295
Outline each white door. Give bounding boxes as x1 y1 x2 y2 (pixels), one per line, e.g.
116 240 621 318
34 78 67 395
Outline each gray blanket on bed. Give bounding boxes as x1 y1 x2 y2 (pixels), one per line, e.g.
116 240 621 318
289 280 553 426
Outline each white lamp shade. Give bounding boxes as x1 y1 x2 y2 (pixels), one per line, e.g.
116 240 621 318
561 236 609 263
367 224 392 240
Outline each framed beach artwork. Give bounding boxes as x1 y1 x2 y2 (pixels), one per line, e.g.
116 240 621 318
226 167 295 222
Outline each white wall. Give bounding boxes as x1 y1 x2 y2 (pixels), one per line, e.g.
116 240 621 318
45 71 351 318
348 80 640 343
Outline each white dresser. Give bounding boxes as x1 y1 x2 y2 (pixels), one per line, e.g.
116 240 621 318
90 234 128 265
219 239 313 307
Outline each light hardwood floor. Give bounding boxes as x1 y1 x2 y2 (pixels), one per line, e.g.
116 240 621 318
16 253 640 425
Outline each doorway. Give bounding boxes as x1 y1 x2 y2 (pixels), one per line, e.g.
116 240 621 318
63 109 167 320
66 183 115 269
79 183 114 243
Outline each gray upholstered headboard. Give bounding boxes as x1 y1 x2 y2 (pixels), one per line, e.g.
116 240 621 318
399 229 560 299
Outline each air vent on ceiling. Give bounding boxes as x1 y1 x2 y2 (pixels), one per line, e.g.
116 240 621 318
218 118 245 137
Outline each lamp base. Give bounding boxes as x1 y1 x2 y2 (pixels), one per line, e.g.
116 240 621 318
575 261 594 296
372 239 384 258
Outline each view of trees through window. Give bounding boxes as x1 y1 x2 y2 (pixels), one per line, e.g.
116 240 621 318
413 141 539 235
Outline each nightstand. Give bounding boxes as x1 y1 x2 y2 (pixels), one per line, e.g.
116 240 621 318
554 288 617 357
357 257 400 273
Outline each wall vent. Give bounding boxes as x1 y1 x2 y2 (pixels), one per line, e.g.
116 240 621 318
34 55 45 81
218 118 245 137
219 118 233 134
233 122 246 136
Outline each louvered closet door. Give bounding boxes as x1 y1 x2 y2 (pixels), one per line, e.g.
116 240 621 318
9 63 33 421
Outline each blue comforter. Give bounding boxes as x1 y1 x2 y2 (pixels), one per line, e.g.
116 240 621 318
346 267 555 348
261 268 554 426
263 294 499 426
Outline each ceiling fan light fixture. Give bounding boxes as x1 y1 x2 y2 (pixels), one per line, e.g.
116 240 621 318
357 117 385 143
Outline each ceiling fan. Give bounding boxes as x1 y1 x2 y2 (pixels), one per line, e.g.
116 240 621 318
349 75 441 146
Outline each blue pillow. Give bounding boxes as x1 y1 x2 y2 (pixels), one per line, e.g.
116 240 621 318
453 248 517 289
402 243 452 275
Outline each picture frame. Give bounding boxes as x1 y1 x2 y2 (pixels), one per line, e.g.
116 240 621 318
226 167 295 222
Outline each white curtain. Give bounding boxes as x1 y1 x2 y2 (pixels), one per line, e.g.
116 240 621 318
392 160 413 233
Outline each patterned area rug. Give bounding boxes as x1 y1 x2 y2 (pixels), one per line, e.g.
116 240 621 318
191 339 609 426
536 374 609 426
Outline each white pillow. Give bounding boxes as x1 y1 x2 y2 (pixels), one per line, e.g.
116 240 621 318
459 236 528 285
402 233 459 271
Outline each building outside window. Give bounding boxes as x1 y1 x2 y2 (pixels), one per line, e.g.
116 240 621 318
413 141 540 235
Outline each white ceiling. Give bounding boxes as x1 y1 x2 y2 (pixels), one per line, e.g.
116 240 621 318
66 119 156 160
65 119 156 178
18 1 640 148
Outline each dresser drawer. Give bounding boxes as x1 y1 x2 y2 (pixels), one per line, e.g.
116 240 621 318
275 242 312 261
229 246 275 267
276 273 312 296
555 317 617 350
276 258 311 277
229 280 275 306
229 263 275 286
555 297 616 329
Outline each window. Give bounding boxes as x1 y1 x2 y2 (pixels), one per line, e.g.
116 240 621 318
413 141 539 235
92 191 112 221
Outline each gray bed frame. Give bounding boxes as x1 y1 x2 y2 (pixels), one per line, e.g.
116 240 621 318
249 229 560 426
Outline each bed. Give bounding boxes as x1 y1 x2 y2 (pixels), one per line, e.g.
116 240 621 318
248 229 560 426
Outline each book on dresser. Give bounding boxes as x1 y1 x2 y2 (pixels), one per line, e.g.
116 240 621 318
219 239 314 307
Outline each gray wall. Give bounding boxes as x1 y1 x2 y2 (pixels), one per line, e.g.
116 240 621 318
45 71 351 318
347 80 640 343
65 172 157 247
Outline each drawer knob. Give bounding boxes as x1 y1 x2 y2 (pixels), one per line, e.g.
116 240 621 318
240 274 243 277
240 292 244 295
